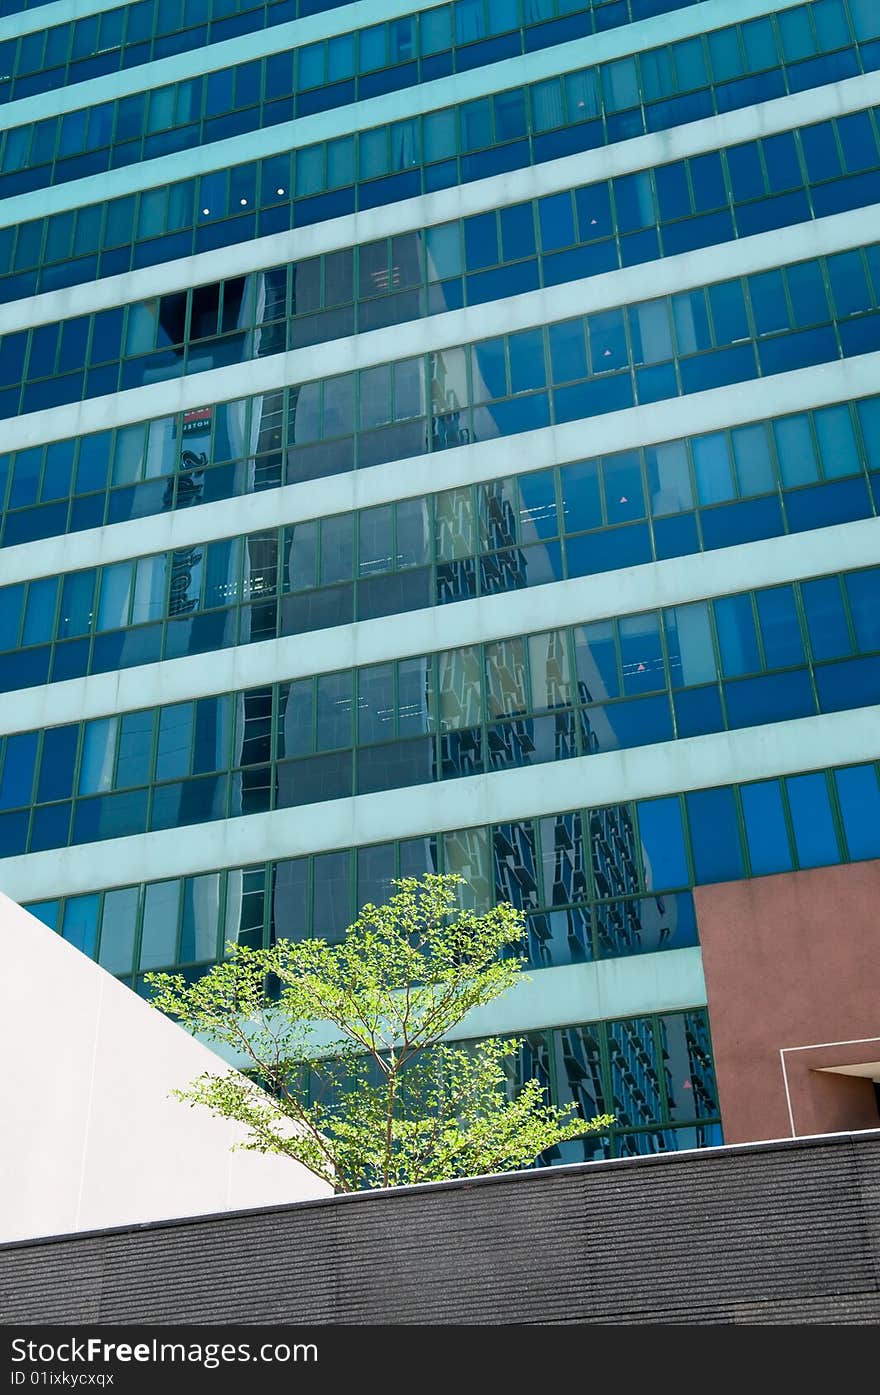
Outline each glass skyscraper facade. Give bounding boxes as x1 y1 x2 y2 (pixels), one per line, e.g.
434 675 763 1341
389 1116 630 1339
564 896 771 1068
2 0 880 1162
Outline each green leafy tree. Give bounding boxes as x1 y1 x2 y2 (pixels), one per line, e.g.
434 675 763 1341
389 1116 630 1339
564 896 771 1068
147 873 614 1192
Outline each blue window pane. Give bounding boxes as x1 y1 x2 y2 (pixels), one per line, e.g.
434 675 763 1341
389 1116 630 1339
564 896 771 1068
709 280 749 344
588 308 627 371
37 725 78 803
774 413 818 486
736 189 810 238
787 772 840 869
672 35 708 89
30 803 71 852
619 613 663 694
599 693 673 750
802 577 852 660
714 594 760 676
724 669 815 728
813 0 852 48
701 496 783 550
680 343 754 394
646 440 693 514
749 269 790 335
692 432 734 504
731 423 774 494
508 328 545 392
667 603 718 694
464 211 498 271
604 451 644 523
726 141 764 200
25 901 60 931
574 621 619 700
674 685 724 737
0 809 28 855
61 894 99 956
673 290 711 353
548 319 587 383
708 28 745 82
756 585 804 667
834 764 880 861
425 223 461 280
613 173 652 234
816 654 880 711
500 202 535 261
827 250 872 317
636 795 688 887
763 130 801 192
0 583 24 647
23 575 58 645
758 325 837 377
801 120 842 182
686 787 744 884
538 192 575 251
0 731 38 809
629 300 673 365
845 569 880 651
690 151 726 212
779 6 816 61
858 396 880 471
741 780 792 875
837 110 879 172
814 402 861 479
565 520 649 573
786 260 830 326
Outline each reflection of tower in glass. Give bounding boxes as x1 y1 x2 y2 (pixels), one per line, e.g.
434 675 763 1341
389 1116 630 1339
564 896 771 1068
430 346 471 454
428 220 472 459
654 1011 718 1128
608 1016 664 1140
679 1010 717 1120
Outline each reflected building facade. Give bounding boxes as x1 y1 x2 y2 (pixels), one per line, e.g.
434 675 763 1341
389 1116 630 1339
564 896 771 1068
4 0 880 1162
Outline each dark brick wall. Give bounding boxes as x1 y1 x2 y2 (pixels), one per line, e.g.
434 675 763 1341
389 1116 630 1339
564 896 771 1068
3 1131 880 1325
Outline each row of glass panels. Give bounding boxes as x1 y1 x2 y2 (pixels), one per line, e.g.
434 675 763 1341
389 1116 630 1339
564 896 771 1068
7 105 880 420
3 394 878 693
1 0 876 263
2 565 879 854
24 760 880 976
0 0 706 106
3 242 879 534
2 256 876 547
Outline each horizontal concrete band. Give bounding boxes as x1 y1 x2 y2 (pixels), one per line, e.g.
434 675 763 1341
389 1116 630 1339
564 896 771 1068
0 706 877 902
0 0 788 44
215 943 708 1065
2 354 877 587
4 205 875 456
0 0 743 129
446 947 707 1040
0 0 818 226
3 74 876 337
0 0 481 129
0 0 133 41
2 515 879 736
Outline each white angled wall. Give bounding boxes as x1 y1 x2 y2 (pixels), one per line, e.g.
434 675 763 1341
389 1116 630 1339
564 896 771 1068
0 894 330 1243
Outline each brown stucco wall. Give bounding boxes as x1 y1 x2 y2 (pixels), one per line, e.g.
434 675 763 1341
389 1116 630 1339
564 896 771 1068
694 861 880 1145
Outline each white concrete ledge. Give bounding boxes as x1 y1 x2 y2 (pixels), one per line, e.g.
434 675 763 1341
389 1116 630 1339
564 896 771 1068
452 947 707 1040
0 0 824 224
1 354 877 585
2 516 879 735
1 707 878 902
3 204 876 454
2 67 873 326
